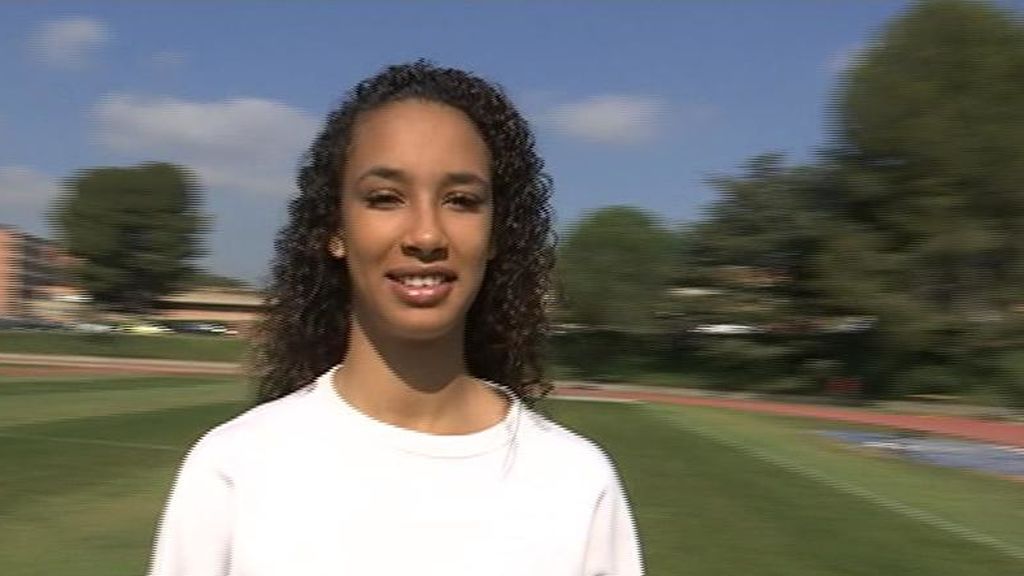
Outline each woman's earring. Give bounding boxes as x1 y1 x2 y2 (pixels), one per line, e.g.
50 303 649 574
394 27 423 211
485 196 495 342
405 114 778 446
329 236 346 259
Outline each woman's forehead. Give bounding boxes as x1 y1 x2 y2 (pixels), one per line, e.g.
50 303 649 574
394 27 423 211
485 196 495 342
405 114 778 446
351 101 487 158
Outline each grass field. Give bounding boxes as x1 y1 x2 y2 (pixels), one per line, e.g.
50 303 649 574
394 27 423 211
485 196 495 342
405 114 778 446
1 374 1022 575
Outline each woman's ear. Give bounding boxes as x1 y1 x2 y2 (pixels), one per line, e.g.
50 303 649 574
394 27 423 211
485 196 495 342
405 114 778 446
328 234 346 259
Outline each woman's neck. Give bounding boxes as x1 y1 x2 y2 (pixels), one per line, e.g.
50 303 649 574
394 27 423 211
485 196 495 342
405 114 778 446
332 316 507 435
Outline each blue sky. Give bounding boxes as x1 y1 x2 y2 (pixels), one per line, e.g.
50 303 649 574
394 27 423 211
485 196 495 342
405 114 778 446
3 1 1016 283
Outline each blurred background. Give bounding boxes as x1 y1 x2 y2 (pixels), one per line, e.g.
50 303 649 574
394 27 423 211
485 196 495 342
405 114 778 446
4 0 1024 406
2 2 1024 575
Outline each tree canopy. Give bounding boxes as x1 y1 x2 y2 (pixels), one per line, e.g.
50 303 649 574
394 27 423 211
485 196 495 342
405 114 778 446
824 0 1024 383
657 0 1024 400
50 162 209 313
556 206 676 330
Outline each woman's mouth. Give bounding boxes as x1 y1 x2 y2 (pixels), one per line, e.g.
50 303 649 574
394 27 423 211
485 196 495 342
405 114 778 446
386 273 455 306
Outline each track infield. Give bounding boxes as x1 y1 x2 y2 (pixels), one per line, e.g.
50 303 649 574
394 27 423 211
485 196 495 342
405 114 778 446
0 369 1022 575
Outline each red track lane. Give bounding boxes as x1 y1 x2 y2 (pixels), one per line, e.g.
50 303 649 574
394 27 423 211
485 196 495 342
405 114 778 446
555 387 1024 448
3 354 1021 449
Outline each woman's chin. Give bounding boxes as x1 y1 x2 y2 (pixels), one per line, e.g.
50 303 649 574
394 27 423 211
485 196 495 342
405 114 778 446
382 312 464 343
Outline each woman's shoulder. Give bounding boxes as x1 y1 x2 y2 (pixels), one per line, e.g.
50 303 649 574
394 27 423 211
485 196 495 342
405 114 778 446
519 406 622 481
184 381 322 462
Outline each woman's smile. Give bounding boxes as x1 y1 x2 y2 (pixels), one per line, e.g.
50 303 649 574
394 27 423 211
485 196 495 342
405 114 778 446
385 265 458 307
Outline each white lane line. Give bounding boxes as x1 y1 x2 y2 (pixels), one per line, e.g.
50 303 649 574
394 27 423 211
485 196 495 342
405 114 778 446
548 394 640 404
0 432 180 452
648 405 1024 563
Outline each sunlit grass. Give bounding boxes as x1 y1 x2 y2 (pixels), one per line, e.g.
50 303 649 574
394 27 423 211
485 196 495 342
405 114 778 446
0 375 1021 575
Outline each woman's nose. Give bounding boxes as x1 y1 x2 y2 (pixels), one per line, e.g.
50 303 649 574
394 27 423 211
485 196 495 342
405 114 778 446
401 204 448 261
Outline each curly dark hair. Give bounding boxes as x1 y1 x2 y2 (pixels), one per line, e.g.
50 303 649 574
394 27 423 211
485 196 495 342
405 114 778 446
251 60 556 407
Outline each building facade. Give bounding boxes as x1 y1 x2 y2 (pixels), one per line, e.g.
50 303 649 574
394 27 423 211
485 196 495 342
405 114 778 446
0 225 66 317
1 225 265 329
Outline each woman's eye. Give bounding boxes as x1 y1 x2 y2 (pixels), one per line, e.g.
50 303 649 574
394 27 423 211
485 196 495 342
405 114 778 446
447 194 484 211
365 191 402 208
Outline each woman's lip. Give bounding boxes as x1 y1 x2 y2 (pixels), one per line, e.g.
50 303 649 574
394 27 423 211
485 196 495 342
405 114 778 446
385 267 458 281
386 276 454 307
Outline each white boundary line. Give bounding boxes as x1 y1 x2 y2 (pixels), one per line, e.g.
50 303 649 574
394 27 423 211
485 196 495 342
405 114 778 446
547 394 640 404
647 405 1024 563
0 432 180 452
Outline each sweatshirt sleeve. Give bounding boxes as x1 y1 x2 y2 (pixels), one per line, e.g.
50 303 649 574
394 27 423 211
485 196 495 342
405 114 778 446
582 469 645 576
147 435 234 576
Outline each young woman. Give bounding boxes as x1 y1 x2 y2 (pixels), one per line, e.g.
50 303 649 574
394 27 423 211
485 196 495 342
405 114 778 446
148 61 644 576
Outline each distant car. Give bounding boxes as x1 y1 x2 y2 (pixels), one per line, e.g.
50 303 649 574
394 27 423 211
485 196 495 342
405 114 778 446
70 322 116 333
119 322 172 335
0 317 66 331
54 293 93 303
824 317 876 333
166 322 206 335
689 323 764 335
550 323 586 335
170 322 236 336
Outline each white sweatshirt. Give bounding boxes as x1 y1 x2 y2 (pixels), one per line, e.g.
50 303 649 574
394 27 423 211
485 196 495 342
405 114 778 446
148 365 644 576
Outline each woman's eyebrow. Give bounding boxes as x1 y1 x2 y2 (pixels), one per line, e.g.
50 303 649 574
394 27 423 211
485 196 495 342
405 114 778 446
441 172 490 189
355 166 490 190
354 165 408 186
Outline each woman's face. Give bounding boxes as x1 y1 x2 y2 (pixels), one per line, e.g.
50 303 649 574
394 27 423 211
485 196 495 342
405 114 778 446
334 99 494 342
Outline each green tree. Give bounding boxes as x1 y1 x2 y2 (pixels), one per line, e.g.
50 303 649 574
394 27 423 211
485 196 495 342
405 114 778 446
824 0 1024 397
557 206 675 330
666 155 840 393
687 153 834 320
50 162 209 313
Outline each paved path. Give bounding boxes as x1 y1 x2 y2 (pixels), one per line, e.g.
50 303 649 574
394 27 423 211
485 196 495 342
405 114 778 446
0 353 239 375
4 352 1023 448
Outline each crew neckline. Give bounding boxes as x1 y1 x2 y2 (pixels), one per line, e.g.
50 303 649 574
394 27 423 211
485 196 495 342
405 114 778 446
314 364 521 458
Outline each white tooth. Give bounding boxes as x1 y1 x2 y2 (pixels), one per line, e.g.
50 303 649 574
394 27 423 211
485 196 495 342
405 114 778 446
401 275 443 287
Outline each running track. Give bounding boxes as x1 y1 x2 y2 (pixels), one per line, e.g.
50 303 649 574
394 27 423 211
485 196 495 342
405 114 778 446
2 353 1022 448
554 386 1024 449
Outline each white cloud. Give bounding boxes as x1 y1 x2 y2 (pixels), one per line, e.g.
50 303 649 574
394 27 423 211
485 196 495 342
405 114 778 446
0 166 62 206
28 16 110 69
94 94 319 196
548 95 668 145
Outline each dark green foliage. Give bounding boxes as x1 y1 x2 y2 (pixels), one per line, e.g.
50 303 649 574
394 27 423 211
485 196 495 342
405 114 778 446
684 153 835 320
547 328 677 382
684 1 1024 399
557 206 675 330
974 349 1024 408
50 162 209 312
831 0 1024 317
821 0 1024 394
696 154 826 286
